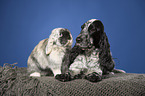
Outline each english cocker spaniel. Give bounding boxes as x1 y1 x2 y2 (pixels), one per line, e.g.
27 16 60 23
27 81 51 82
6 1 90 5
27 28 73 77
55 19 115 82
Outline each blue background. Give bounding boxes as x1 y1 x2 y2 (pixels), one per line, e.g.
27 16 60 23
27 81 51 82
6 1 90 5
0 0 145 73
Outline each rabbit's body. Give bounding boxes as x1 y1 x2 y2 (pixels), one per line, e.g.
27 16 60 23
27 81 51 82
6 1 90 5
27 28 73 77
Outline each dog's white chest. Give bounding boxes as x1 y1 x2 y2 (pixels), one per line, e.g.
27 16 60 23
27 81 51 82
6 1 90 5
69 49 102 75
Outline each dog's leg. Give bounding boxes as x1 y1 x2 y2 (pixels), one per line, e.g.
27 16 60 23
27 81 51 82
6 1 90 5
55 72 72 82
85 72 102 82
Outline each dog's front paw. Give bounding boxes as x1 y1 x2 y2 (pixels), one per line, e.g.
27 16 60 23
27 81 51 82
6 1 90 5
55 72 71 82
85 72 102 82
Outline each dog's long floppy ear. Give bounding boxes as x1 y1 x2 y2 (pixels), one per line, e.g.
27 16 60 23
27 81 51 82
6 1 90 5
99 32 115 73
46 28 59 55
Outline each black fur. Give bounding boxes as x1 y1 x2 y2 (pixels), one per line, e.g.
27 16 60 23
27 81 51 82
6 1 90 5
56 19 115 82
59 30 71 45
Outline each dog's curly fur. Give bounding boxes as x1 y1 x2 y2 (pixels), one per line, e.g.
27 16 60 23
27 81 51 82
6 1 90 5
27 28 73 77
55 19 115 82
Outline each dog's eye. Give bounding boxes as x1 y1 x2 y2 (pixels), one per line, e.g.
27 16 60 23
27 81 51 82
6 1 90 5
89 25 96 33
76 37 82 43
89 25 94 31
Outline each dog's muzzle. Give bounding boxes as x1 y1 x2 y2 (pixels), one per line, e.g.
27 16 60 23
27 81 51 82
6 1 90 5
76 33 93 50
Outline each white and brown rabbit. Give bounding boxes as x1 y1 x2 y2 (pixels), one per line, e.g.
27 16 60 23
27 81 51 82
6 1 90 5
27 28 73 77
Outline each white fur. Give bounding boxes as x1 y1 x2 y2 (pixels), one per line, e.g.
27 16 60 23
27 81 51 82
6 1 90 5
47 46 66 75
30 72 41 77
69 49 102 76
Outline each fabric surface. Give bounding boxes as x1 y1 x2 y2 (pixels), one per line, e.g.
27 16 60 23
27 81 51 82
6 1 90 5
0 64 145 96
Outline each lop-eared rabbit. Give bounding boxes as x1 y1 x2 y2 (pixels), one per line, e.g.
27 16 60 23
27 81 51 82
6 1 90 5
27 28 73 77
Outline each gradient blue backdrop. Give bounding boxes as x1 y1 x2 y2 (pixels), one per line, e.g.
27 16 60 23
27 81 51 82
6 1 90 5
0 0 145 73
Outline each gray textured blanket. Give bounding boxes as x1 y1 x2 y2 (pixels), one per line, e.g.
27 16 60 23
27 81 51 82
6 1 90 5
0 65 145 96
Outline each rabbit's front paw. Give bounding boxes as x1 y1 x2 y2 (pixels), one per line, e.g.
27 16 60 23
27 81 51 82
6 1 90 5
30 72 41 77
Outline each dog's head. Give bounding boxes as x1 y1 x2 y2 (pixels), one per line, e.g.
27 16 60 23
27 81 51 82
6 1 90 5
46 28 73 55
76 19 104 50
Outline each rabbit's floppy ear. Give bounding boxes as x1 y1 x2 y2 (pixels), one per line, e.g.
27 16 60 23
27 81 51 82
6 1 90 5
45 36 53 55
46 28 59 55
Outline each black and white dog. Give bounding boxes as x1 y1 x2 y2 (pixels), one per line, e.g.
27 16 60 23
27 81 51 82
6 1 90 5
56 19 117 82
27 28 73 77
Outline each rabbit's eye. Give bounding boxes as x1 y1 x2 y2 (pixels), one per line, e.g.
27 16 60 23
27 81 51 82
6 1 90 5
53 42 56 45
60 33 63 37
